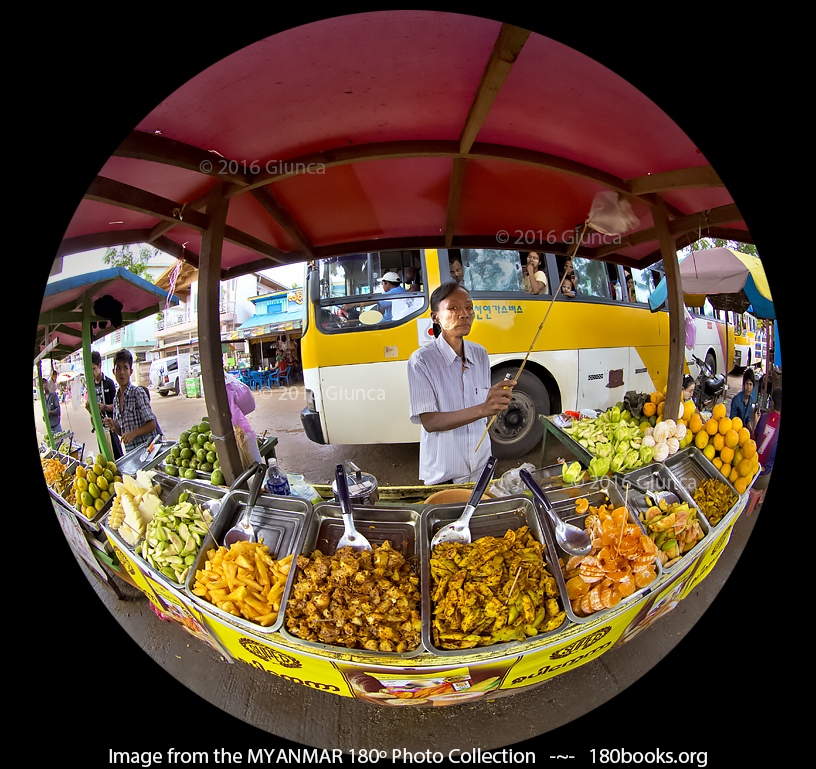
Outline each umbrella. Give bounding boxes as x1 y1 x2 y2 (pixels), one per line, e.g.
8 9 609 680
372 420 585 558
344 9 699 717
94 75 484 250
648 247 775 320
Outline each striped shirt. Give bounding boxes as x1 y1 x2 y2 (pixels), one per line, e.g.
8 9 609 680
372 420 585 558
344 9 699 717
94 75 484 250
407 335 492 485
112 382 160 450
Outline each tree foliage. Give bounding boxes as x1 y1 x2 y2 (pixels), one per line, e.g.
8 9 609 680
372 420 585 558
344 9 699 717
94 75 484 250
103 244 158 281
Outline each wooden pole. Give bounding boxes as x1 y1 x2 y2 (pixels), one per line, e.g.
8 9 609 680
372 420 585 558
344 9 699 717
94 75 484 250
82 297 112 461
653 197 685 423
198 183 244 485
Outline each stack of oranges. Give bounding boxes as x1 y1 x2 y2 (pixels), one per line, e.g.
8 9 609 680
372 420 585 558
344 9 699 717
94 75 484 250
686 403 759 494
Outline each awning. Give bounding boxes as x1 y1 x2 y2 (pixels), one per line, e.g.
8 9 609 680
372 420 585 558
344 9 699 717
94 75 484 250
230 309 304 340
37 266 179 360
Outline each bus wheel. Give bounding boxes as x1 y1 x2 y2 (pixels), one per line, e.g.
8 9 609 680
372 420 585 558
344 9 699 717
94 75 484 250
489 367 549 459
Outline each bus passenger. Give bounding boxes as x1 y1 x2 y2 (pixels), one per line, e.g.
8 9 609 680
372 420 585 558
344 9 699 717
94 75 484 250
524 252 548 294
407 283 516 485
449 257 465 284
561 258 577 297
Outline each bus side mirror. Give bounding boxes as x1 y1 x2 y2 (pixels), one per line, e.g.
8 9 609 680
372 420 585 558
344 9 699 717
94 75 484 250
309 269 320 305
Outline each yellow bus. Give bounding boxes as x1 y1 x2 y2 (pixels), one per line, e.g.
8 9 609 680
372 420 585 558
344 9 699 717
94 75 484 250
299 248 732 459
731 311 764 372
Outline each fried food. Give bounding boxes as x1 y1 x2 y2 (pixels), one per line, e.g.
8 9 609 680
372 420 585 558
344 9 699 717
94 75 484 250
691 478 736 526
561 499 658 617
429 525 565 650
285 541 421 653
192 541 292 627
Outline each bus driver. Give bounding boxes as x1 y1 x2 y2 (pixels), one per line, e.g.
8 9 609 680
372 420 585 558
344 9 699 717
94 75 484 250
407 282 516 485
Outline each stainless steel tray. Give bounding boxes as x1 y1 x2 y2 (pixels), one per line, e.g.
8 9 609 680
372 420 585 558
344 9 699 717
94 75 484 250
421 496 569 656
528 462 589 492
48 455 114 533
279 502 424 658
543 479 659 623
663 447 739 528
116 440 174 477
184 491 311 634
620 464 711 569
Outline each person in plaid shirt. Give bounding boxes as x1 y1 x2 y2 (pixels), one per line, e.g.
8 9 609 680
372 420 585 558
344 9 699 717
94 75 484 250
103 348 161 451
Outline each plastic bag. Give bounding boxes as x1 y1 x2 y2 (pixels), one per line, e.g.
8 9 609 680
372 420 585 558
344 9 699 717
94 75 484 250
587 191 639 236
490 463 536 497
224 373 261 467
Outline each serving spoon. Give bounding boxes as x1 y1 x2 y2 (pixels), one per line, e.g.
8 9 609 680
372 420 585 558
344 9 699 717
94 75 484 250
223 462 266 547
519 468 592 556
430 456 497 548
335 464 373 551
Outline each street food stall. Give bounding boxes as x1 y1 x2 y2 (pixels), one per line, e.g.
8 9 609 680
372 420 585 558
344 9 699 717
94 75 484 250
39 9 772 729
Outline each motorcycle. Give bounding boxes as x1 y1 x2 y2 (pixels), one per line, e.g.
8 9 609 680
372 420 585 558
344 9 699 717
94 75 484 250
689 353 727 413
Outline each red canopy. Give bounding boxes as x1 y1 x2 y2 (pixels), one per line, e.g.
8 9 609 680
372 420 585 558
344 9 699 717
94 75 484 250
53 12 750 280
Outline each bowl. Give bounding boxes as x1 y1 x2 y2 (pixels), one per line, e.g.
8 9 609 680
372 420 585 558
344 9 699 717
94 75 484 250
423 488 495 504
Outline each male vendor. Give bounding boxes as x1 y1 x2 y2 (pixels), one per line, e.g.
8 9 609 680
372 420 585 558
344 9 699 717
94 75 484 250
408 282 515 484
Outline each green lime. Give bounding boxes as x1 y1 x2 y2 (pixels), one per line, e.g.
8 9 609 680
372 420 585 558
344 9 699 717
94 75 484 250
179 431 190 444
189 425 199 435
201 462 213 473
196 448 207 462
196 433 207 447
180 459 189 468
184 468 196 480
199 421 210 434
166 465 178 477
180 447 193 460
171 446 181 458
206 451 217 464
211 469 225 486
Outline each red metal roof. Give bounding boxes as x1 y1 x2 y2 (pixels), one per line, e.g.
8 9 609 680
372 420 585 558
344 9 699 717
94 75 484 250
55 12 751 278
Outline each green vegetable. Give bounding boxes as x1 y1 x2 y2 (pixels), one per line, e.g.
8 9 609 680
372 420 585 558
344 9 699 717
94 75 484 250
562 461 583 484
588 456 611 478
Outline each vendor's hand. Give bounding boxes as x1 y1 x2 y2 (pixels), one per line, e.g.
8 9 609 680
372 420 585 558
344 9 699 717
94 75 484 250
102 416 115 431
482 379 516 417
121 431 136 445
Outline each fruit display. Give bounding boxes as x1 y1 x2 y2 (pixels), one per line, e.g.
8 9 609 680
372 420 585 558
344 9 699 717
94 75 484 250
141 491 214 584
691 478 738 526
41 455 71 494
639 498 705 567
194 541 293 627
73 454 122 519
429 525 565 649
680 402 760 495
108 473 163 546
561 498 658 617
562 406 655 475
161 417 226 486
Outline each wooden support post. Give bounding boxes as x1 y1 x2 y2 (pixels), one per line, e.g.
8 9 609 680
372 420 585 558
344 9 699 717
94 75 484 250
653 196 685 424
198 183 244 485
82 297 112 461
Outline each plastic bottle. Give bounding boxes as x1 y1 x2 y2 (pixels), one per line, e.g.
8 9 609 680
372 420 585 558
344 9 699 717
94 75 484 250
265 459 291 496
287 473 322 506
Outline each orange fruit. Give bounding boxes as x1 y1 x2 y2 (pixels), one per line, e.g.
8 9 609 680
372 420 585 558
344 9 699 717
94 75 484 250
729 466 740 484
689 413 703 434
742 440 757 460
738 427 751 446
724 429 739 449
731 416 743 432
734 477 748 495
733 448 744 467
720 445 735 466
718 417 732 435
712 403 726 421
657 401 665 416
712 433 725 452
695 430 709 450
720 463 731 479
642 401 656 417
712 456 723 470
705 418 719 436
737 458 753 477
682 400 696 421
703 444 716 461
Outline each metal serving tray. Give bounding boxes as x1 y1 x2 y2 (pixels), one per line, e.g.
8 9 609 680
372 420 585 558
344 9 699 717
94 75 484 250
421 496 570 656
46 454 115 533
540 479 659 623
184 491 311 634
528 461 589 492
620 464 711 569
279 502 424 658
663 447 739 528
116 440 174 477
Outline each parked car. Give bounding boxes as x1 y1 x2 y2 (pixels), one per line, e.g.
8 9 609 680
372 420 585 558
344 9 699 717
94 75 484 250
149 353 198 397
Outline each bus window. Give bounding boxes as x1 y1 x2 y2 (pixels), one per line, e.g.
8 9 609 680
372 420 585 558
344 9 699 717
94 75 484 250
457 249 524 292
571 256 611 300
314 251 425 332
628 267 655 304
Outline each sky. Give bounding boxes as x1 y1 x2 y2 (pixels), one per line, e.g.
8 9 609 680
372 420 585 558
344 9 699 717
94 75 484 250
48 248 306 289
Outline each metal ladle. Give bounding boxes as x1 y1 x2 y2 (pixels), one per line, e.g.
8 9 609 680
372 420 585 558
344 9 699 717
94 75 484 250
335 464 372 552
519 469 592 556
223 462 266 547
